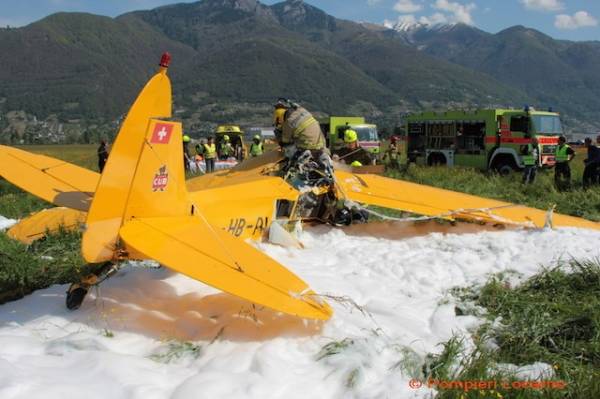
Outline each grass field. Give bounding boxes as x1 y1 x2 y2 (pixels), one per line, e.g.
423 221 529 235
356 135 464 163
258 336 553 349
429 259 600 399
1 144 599 398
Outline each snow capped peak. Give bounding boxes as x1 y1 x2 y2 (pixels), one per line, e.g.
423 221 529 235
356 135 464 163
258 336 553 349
383 16 456 33
392 19 427 32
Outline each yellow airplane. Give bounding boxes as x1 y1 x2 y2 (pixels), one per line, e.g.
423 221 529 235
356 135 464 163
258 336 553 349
1 54 598 320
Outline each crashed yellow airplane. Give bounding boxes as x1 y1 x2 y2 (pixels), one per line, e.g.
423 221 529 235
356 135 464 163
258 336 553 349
0 54 598 320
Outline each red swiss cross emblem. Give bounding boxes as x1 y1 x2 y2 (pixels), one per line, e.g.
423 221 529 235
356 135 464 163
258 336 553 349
152 165 169 191
150 123 173 144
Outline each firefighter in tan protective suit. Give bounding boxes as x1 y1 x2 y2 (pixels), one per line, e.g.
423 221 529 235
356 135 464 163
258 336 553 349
274 99 327 158
273 98 332 179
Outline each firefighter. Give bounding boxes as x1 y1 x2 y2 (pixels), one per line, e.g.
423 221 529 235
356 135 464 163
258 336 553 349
382 136 401 170
250 135 264 157
182 135 191 172
554 136 575 190
521 137 539 184
219 134 234 160
97 140 109 172
333 129 374 167
203 136 217 173
277 99 327 161
583 137 600 188
273 100 287 144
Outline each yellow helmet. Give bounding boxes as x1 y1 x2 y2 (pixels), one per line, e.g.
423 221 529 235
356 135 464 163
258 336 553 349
183 135 191 143
344 129 358 143
223 135 230 141
350 160 362 167
273 108 286 127
254 135 261 140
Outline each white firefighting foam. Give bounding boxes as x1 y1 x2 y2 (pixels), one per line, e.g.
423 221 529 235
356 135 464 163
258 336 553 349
1 223 599 399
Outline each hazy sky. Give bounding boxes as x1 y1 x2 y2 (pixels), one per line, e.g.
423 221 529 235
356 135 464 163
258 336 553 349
1 0 598 41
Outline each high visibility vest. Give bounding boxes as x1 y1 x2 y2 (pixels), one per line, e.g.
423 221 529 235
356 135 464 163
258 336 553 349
220 143 231 156
555 145 570 163
522 144 537 166
250 142 263 156
204 143 216 159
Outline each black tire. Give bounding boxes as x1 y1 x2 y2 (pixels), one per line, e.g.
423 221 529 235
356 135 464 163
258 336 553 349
495 163 515 176
66 285 88 310
428 153 447 166
491 156 517 176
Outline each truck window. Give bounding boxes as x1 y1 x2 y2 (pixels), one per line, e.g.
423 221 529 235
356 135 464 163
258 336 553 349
510 116 529 134
456 121 485 152
427 122 455 150
531 115 563 135
354 126 378 142
407 122 426 153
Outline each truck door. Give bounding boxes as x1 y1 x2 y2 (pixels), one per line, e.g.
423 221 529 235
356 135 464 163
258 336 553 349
454 120 487 169
406 122 426 164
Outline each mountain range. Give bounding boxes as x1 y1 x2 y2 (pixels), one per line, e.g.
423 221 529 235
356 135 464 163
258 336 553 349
0 0 598 143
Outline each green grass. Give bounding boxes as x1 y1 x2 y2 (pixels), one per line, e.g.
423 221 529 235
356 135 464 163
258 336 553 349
427 259 600 399
149 340 203 364
0 179 49 219
17 144 98 170
0 146 101 304
0 228 86 303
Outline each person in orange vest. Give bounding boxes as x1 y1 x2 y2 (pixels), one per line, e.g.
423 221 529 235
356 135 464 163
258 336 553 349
203 136 217 173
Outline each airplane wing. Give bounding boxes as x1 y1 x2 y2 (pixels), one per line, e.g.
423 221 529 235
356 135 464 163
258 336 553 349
7 207 86 244
335 171 600 231
119 215 332 320
0 145 99 211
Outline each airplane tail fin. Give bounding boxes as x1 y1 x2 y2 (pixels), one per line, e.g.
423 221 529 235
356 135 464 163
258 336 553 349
122 119 191 220
114 120 331 320
82 59 173 263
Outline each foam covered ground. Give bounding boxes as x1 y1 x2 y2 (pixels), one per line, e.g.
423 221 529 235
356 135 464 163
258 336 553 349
1 224 599 399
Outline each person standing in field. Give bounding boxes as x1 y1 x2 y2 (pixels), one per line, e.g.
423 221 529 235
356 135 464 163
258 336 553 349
250 135 264 157
583 137 600 188
203 136 217 173
554 136 575 190
382 136 401 170
219 135 234 160
182 135 192 172
97 140 109 172
521 137 539 184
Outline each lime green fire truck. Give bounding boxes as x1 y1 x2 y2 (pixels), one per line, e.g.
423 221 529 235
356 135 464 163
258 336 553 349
403 108 563 174
321 116 381 155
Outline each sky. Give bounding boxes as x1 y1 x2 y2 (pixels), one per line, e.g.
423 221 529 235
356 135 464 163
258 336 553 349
0 0 598 41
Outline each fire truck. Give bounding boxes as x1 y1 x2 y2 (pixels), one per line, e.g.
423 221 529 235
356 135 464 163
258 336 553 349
403 108 562 174
321 116 381 155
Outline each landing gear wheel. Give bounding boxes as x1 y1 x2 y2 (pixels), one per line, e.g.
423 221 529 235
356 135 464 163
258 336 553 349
64 263 118 311
66 284 89 310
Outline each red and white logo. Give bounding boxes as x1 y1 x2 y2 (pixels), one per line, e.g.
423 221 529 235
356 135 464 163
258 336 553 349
150 123 173 144
152 165 169 191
